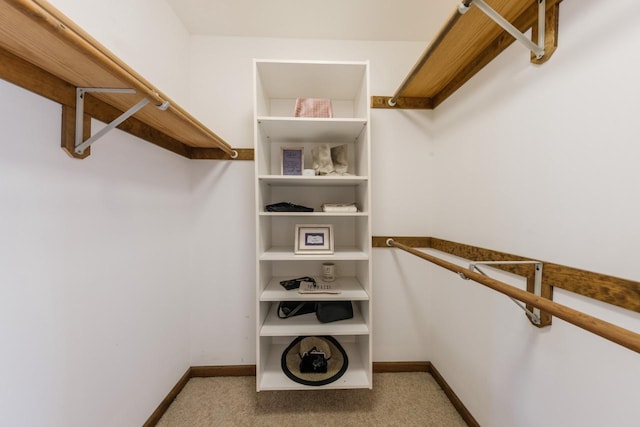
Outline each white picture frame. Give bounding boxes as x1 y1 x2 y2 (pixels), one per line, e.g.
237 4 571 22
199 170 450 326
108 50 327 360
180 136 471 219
294 224 334 255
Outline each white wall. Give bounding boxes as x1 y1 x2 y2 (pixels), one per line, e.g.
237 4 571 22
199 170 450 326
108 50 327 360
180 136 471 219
186 36 437 364
0 81 191 426
428 1 640 426
0 1 195 426
187 160 256 365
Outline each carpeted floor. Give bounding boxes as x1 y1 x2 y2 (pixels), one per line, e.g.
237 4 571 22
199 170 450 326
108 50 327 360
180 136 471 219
156 372 467 426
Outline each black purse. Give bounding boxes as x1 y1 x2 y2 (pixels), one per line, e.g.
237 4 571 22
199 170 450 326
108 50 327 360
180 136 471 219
277 301 354 323
266 202 313 212
277 301 316 318
299 349 328 373
315 301 353 323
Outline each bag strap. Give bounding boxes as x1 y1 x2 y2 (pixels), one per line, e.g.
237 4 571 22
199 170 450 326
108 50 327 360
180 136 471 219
277 302 307 319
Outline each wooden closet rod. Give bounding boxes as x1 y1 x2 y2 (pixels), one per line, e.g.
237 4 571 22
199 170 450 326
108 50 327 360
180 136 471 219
386 239 640 355
21 0 236 157
388 0 472 106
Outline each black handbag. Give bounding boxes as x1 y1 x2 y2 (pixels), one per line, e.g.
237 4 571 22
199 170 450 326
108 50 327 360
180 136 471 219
315 301 353 323
277 301 354 323
279 276 315 290
277 301 316 318
266 202 313 212
299 349 328 373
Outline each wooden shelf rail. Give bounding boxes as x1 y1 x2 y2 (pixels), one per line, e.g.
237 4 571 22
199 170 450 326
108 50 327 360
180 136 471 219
371 0 562 110
0 0 253 160
374 236 640 354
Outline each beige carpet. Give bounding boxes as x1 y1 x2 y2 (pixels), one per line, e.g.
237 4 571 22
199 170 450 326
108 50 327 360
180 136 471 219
156 372 467 426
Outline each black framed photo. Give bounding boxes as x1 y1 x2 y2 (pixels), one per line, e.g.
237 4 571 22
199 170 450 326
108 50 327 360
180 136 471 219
281 147 304 175
294 224 334 254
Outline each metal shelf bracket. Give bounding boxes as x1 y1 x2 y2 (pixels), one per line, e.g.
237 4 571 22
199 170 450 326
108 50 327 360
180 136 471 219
459 0 546 59
74 88 158 155
461 260 544 325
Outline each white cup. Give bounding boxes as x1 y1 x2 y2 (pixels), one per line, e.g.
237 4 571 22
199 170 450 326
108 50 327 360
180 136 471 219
322 262 336 282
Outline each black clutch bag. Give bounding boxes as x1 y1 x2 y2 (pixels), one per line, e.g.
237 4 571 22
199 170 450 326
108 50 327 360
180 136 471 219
299 350 328 373
277 301 353 323
315 301 353 323
266 202 313 212
279 276 315 290
277 301 316 318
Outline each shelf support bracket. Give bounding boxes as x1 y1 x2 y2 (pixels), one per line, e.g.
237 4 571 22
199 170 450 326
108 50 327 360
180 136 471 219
461 0 546 60
462 260 545 326
74 88 165 156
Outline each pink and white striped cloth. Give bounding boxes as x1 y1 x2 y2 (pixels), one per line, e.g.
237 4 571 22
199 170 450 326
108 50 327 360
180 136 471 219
294 98 333 118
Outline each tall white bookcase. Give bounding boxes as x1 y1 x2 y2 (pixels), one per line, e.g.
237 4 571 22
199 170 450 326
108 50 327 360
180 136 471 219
253 60 372 391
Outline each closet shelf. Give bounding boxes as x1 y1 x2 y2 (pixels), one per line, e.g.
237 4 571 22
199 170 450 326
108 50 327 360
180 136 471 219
260 277 370 301
260 247 369 261
258 341 370 390
259 212 368 217
258 175 368 187
0 0 247 160
257 117 367 143
255 60 372 391
260 303 369 337
371 0 561 110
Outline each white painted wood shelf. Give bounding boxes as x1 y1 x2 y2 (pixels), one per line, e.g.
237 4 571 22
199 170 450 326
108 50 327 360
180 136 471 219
259 212 368 217
260 247 369 261
257 117 367 143
260 277 370 301
258 175 368 186
254 60 372 391
258 340 371 391
260 303 369 337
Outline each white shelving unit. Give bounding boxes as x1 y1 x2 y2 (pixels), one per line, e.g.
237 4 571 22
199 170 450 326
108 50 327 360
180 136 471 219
254 59 372 391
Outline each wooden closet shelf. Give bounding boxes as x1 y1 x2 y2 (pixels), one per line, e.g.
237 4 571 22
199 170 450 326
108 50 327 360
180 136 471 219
0 0 246 160
372 0 562 110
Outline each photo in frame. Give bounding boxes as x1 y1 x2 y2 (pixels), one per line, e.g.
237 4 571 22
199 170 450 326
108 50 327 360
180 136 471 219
281 147 304 175
294 224 334 255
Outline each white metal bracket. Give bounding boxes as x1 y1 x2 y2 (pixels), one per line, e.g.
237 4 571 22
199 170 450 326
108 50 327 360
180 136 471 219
74 88 170 155
460 260 544 325
459 0 546 59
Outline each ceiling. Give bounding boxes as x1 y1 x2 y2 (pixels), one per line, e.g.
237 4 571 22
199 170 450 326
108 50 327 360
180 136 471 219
166 0 459 41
